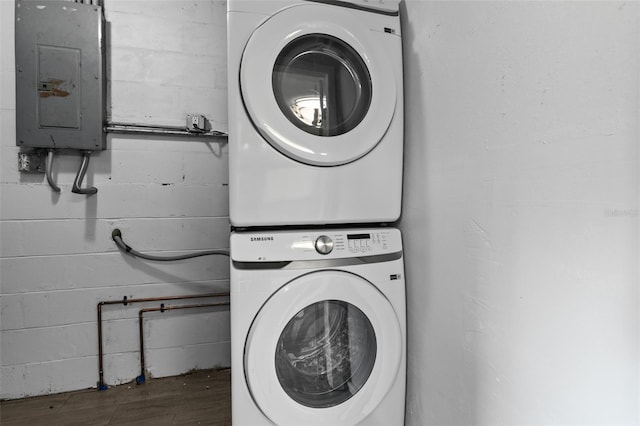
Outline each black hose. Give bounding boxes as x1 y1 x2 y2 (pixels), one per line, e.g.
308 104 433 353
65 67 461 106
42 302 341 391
112 229 229 261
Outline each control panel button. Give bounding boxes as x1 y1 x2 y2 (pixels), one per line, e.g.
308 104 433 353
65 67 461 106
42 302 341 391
315 235 334 255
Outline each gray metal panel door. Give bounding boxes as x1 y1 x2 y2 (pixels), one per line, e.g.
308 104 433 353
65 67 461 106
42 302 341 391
15 0 106 150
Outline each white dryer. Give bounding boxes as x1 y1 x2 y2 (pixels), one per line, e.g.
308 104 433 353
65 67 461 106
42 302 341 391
227 0 404 227
230 227 406 425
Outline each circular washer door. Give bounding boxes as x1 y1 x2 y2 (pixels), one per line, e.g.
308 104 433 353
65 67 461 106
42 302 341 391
244 270 402 426
240 3 397 166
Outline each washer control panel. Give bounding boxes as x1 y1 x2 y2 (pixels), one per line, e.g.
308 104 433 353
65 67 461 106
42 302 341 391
314 235 334 255
346 232 387 254
231 228 402 262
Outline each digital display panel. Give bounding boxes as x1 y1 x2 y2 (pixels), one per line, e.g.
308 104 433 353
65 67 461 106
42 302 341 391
347 233 371 240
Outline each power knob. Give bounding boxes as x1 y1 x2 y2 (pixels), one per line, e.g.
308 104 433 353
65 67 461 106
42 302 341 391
315 235 334 255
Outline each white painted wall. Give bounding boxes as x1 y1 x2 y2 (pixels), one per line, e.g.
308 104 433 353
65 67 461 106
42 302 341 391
0 0 230 399
400 1 639 424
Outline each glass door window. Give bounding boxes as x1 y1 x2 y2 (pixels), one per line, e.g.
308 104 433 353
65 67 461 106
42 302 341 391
243 269 402 424
239 3 397 166
272 34 372 137
275 300 377 408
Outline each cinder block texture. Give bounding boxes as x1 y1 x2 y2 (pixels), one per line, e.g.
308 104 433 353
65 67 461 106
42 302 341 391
1 0 229 399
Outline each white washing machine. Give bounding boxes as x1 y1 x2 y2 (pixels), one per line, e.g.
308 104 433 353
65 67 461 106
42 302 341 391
227 0 404 227
230 227 406 425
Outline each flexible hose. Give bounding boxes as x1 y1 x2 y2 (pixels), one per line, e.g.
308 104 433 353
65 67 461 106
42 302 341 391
112 229 229 261
46 150 61 192
72 151 98 195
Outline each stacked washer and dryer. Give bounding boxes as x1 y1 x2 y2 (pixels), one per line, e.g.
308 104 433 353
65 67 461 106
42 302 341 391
227 1 406 424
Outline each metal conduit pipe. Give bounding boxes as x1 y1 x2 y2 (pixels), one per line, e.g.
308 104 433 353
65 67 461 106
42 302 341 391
97 292 229 391
136 300 230 385
45 149 61 193
105 122 228 138
71 151 98 195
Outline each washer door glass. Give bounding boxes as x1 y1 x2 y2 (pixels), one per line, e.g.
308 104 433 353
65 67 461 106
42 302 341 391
272 34 372 137
275 300 376 408
243 270 402 425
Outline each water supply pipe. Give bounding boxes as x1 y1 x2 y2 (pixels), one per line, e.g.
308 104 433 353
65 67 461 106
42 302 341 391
97 292 229 390
136 300 230 385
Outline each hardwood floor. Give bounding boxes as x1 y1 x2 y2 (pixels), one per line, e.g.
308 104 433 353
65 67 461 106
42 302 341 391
0 368 231 426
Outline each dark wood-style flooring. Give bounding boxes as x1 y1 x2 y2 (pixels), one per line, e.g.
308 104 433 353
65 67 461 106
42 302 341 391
0 368 231 426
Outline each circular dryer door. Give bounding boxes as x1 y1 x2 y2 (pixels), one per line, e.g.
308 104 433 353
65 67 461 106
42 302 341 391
240 3 397 166
244 270 402 426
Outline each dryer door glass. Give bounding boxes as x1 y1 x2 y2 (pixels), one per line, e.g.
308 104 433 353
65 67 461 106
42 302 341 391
275 300 377 408
272 34 372 137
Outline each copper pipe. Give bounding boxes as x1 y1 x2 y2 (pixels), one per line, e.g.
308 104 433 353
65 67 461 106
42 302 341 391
136 301 230 384
97 292 229 390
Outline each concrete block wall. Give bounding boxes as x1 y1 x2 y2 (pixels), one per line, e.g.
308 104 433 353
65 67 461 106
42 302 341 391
0 0 230 399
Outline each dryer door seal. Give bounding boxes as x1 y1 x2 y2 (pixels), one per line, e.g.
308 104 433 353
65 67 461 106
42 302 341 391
244 270 402 425
240 3 397 166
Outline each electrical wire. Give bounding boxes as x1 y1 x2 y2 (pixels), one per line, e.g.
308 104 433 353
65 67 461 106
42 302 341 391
112 229 229 261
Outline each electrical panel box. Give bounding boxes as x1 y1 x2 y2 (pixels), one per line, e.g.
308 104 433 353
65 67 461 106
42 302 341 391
15 0 106 150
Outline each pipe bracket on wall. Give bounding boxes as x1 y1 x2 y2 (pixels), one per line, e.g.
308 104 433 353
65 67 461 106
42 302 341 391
71 151 98 195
